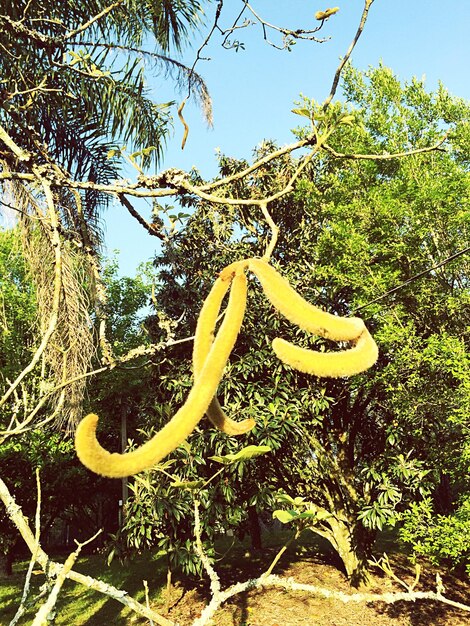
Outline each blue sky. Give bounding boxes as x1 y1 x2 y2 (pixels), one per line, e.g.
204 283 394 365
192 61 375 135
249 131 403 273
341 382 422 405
100 1 470 273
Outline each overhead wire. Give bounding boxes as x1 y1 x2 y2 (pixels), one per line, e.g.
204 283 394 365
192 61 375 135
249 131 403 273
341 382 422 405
354 244 470 312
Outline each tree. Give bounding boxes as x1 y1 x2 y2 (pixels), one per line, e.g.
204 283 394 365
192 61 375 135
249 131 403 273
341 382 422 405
131 65 470 585
0 229 131 573
0 227 37 395
0 0 210 430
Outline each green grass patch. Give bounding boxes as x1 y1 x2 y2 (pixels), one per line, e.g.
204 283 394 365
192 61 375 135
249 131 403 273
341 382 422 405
0 550 168 625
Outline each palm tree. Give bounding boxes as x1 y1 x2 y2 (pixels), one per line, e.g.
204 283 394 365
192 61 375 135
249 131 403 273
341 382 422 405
0 0 211 427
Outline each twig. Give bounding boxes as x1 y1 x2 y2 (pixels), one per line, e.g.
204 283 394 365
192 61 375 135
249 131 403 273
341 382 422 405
64 0 125 39
370 554 421 592
323 134 448 160
323 0 375 109
31 530 102 626
259 202 278 261
193 500 221 597
219 3 250 48
199 137 313 192
177 99 189 150
243 2 327 49
0 331 199 443
186 0 224 101
261 529 301 578
0 15 57 50
119 194 166 240
0 122 31 161
143 580 154 626
9 470 42 626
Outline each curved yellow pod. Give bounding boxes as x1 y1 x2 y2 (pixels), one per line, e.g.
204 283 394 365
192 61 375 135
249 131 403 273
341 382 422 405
205 397 255 436
218 259 249 281
75 272 248 478
272 328 378 378
248 258 364 341
193 262 255 436
192 267 233 370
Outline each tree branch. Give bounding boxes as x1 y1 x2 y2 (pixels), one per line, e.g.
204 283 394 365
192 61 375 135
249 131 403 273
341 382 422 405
119 194 166 240
9 470 42 626
323 0 375 109
243 2 328 49
323 135 448 160
64 0 125 39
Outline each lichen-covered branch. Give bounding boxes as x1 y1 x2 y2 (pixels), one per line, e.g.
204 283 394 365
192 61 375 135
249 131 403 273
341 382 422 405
64 0 125 39
9 470 42 626
193 500 221 596
190 568 470 626
31 530 102 626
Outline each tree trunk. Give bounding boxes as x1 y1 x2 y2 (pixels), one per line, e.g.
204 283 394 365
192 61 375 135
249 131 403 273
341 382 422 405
318 516 375 587
1 539 18 576
248 506 262 551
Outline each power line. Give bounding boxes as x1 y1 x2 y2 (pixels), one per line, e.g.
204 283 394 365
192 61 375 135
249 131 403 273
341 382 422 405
354 245 470 312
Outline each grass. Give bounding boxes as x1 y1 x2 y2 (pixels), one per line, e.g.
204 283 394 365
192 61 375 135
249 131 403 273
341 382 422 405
0 550 168 625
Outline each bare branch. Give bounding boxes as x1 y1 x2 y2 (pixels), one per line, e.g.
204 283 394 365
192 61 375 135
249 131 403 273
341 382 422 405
323 134 448 160
9 470 42 626
259 202 278 261
0 123 31 161
193 500 221 596
119 194 166 240
261 529 301 579
186 0 224 101
192 570 470 626
31 530 102 626
243 2 328 49
0 330 196 443
0 14 57 49
200 137 314 192
323 0 375 109
64 0 125 39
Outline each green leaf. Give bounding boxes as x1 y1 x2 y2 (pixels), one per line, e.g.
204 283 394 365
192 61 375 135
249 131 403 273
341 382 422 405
339 114 355 126
107 548 115 566
291 108 312 119
208 445 271 465
314 509 332 522
273 509 298 524
169 480 205 490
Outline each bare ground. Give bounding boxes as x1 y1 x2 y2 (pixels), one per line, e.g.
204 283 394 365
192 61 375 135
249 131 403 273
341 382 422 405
158 541 470 626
